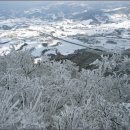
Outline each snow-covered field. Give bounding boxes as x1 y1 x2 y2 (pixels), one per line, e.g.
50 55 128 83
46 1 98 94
0 16 130 56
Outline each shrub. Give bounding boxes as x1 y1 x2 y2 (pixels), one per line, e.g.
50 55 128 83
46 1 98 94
0 50 130 130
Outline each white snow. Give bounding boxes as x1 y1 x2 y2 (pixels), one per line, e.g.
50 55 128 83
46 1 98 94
0 16 130 56
103 7 128 12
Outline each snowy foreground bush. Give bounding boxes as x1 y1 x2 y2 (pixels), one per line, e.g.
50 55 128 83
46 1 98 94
0 50 130 130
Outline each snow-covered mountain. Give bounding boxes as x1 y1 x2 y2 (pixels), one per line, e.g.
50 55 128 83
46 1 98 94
1 2 130 22
1 2 130 130
0 1 130 56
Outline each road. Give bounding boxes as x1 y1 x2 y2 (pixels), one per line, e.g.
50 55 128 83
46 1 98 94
39 32 111 55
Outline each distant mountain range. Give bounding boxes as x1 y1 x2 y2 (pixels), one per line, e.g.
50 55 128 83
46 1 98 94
0 1 130 24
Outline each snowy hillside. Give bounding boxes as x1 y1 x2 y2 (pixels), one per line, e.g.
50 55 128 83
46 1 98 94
0 50 130 129
0 2 130 130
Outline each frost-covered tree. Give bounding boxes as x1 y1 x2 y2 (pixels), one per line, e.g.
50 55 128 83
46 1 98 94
0 50 130 130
